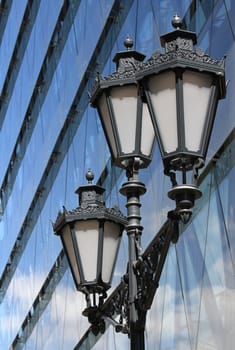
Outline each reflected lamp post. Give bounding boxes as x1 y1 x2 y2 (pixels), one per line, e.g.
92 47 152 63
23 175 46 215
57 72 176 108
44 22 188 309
53 15 226 350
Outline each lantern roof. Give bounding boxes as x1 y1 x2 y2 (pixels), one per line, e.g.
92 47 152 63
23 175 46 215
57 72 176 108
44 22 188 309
90 37 145 106
160 14 197 49
53 170 127 233
136 15 226 100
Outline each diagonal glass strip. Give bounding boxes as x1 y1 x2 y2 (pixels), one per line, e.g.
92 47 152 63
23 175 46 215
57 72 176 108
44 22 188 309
0 0 41 129
0 1 13 45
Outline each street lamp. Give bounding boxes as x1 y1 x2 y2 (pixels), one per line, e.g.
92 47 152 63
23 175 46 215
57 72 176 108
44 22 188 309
54 15 226 350
136 15 226 223
53 170 127 333
90 35 155 171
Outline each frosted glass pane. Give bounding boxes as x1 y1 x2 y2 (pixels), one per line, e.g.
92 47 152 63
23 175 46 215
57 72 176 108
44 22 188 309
74 220 99 281
141 102 155 156
110 85 137 153
148 71 177 153
62 224 81 285
102 221 121 284
99 93 118 158
183 71 212 152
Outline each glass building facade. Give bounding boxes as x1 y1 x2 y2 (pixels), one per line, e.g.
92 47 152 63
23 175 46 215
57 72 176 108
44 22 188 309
0 0 234 349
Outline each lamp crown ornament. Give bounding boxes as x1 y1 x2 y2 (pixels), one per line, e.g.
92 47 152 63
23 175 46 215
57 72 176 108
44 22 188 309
86 168 94 183
124 35 134 50
171 14 184 29
112 36 145 76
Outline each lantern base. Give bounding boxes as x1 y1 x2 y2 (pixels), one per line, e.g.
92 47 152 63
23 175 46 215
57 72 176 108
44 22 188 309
119 154 152 172
163 154 205 173
82 306 106 335
168 184 202 224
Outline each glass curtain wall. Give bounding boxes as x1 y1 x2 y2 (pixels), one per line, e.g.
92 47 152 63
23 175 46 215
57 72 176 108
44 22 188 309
0 0 234 349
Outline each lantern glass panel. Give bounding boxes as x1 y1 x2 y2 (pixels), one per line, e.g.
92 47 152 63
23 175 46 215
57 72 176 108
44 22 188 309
141 102 155 156
99 93 118 158
62 224 81 286
74 220 99 282
183 71 213 152
147 71 178 153
102 221 122 284
110 85 137 154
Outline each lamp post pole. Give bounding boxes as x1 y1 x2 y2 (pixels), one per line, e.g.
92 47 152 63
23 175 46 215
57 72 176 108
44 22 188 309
119 161 147 350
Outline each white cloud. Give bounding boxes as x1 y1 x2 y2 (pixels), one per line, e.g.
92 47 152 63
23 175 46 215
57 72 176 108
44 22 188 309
145 276 235 350
0 270 88 350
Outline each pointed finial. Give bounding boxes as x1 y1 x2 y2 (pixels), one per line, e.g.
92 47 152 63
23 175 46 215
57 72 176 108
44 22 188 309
124 36 134 51
86 169 94 184
171 14 183 29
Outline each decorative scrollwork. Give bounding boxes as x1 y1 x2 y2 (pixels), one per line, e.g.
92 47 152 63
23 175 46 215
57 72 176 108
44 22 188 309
86 214 179 336
134 216 178 313
102 68 136 82
118 56 140 73
165 37 194 52
141 49 223 70
105 278 129 333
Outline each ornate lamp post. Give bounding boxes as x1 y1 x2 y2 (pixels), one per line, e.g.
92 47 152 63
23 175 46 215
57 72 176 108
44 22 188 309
54 15 226 350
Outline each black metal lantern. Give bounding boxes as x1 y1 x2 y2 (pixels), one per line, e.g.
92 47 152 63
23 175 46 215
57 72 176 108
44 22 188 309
90 37 155 170
136 15 226 173
136 15 226 223
53 171 127 295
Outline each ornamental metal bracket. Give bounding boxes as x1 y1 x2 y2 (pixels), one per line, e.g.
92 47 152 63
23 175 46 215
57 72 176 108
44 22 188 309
133 211 179 321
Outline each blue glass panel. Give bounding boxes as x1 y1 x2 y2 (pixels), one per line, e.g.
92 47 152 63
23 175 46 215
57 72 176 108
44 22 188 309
224 0 235 40
0 0 28 93
0 0 64 186
195 1 235 163
195 186 235 348
215 166 235 279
